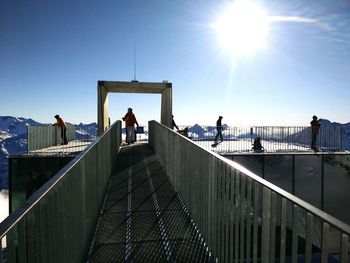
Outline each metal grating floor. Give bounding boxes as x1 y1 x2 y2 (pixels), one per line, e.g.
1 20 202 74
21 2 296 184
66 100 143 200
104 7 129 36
87 143 216 263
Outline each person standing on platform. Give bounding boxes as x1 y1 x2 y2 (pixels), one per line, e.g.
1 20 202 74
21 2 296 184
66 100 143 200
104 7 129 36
53 114 68 145
310 115 321 151
171 115 179 131
123 108 139 144
214 116 224 143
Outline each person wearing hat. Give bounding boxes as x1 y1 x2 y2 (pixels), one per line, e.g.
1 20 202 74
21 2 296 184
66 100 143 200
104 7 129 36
310 115 320 151
214 116 224 143
123 108 139 144
53 114 68 145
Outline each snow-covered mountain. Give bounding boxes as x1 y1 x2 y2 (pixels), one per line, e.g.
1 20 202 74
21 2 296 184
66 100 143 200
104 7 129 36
75 122 98 140
0 116 42 139
0 116 97 189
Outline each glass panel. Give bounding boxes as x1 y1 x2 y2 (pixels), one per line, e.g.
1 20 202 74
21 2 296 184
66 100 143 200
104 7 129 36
294 155 322 208
264 155 293 193
231 155 264 177
324 154 350 224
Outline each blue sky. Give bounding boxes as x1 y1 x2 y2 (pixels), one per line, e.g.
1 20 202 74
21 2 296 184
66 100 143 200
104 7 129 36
1 0 350 126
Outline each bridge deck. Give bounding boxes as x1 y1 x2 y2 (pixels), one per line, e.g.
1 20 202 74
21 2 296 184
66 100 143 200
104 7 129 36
87 143 215 262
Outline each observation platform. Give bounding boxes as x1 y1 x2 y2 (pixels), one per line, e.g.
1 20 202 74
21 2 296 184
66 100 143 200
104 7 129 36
28 140 92 155
87 143 216 262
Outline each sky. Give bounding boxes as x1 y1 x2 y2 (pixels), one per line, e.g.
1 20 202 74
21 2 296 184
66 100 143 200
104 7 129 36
1 0 350 126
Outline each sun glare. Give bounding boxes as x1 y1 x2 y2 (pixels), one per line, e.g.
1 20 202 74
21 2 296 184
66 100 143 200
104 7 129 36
215 1 270 56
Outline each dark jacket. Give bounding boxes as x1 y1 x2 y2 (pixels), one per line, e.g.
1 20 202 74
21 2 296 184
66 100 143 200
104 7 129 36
216 119 222 131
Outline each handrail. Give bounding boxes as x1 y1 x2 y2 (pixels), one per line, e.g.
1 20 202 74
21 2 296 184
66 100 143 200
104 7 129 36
0 121 117 238
180 125 343 153
149 120 350 263
27 125 76 151
0 120 122 262
153 121 350 233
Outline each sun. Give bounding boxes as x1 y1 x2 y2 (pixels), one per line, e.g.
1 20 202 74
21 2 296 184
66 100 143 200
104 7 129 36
214 1 270 56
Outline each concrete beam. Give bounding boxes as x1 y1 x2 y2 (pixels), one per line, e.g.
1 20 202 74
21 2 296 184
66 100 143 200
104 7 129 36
97 81 172 134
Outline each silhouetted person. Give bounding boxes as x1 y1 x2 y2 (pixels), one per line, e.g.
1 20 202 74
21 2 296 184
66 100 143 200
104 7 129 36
310 115 320 151
214 116 223 143
178 127 189 137
172 115 179 131
123 108 139 144
53 115 68 145
252 137 264 153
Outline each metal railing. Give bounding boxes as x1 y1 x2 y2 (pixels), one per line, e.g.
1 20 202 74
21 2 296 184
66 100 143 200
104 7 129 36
149 121 350 263
27 125 97 155
0 120 122 262
178 125 343 153
223 153 350 225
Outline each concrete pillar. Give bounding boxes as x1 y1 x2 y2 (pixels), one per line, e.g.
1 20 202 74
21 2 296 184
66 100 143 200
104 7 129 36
97 82 109 135
161 86 172 127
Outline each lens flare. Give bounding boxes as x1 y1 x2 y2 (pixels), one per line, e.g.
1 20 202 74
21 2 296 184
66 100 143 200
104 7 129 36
214 1 270 56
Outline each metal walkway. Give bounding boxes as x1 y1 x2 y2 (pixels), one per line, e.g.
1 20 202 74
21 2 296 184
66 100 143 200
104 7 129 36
87 143 216 262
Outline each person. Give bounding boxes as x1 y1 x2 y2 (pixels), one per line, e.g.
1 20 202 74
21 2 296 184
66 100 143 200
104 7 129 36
178 127 189 137
172 115 179 131
214 116 223 143
310 115 320 151
252 137 264 153
53 115 68 145
122 108 139 144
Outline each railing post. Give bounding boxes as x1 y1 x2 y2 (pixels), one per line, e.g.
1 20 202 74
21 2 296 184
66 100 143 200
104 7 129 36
321 222 329 263
340 233 348 263
280 198 287 263
291 205 299 263
261 187 271 263
305 213 313 262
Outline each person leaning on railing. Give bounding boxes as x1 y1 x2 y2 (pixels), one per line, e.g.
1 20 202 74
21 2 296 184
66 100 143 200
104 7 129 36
53 114 68 145
310 115 321 151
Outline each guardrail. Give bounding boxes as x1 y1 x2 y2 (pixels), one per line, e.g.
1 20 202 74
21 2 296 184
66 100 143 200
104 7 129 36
178 125 343 153
0 120 122 262
27 125 75 151
224 153 350 225
149 120 350 263
27 125 97 155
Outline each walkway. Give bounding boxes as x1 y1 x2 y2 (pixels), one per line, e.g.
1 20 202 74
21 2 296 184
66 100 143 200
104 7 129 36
87 143 216 262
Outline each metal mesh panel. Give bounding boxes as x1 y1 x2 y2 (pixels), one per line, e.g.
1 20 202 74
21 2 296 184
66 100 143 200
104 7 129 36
87 143 216 262
93 212 127 244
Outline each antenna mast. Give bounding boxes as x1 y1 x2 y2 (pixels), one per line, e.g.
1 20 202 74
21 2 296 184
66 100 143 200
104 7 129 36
133 43 137 81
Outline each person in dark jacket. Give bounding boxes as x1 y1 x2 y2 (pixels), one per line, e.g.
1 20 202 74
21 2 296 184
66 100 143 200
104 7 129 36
252 137 264 153
53 115 68 145
214 116 223 143
171 115 179 131
310 115 320 151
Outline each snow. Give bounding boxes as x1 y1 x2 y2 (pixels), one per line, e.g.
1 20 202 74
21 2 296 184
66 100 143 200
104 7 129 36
0 130 12 141
0 190 8 223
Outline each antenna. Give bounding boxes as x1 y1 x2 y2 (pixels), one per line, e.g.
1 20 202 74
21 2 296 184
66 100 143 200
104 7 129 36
133 43 137 81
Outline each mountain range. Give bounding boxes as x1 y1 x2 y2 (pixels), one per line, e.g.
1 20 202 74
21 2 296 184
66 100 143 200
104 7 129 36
1 116 350 190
